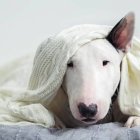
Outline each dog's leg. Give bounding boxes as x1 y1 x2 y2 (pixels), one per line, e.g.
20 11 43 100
125 116 140 128
112 100 140 128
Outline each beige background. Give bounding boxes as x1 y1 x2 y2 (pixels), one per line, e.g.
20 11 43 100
0 0 140 65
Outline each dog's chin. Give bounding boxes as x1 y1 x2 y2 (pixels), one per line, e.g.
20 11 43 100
70 111 97 124
72 112 99 124
73 111 109 125
81 118 98 124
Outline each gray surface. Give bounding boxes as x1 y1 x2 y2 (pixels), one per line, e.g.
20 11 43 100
0 123 140 140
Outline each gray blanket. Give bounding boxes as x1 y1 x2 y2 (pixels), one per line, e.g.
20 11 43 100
1 123 140 140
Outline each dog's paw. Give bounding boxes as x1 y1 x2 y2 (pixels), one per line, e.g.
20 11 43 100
125 116 140 128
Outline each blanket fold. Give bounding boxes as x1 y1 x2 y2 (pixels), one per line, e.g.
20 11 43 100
118 37 140 116
0 24 140 127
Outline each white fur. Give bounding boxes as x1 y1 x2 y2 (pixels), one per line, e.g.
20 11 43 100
63 39 123 124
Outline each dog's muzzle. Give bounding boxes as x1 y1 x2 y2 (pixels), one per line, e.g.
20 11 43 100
78 103 97 122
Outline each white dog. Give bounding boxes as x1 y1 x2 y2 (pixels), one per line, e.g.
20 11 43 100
48 12 140 128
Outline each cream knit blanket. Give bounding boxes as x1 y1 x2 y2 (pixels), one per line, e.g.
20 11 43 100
0 24 140 128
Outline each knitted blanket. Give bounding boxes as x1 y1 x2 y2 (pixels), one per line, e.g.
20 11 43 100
0 24 140 128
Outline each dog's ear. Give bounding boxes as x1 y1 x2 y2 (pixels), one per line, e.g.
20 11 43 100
106 12 135 53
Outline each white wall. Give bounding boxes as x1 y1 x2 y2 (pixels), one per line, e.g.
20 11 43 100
0 0 140 65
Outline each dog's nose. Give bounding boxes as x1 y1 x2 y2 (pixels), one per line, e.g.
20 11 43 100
78 103 97 118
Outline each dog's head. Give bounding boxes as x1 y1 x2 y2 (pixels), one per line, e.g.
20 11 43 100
62 12 135 124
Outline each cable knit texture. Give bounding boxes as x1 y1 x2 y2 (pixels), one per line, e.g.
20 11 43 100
0 24 140 127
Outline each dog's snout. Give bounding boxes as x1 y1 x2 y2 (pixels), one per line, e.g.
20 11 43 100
78 103 97 118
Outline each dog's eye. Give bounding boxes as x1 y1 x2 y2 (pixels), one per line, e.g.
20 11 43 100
67 61 74 67
103 60 110 66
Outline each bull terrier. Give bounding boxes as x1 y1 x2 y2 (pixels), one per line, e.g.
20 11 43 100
47 12 140 128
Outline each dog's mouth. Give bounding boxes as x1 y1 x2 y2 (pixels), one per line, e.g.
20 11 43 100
82 118 95 122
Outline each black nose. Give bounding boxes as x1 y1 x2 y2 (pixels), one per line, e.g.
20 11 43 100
78 103 97 118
